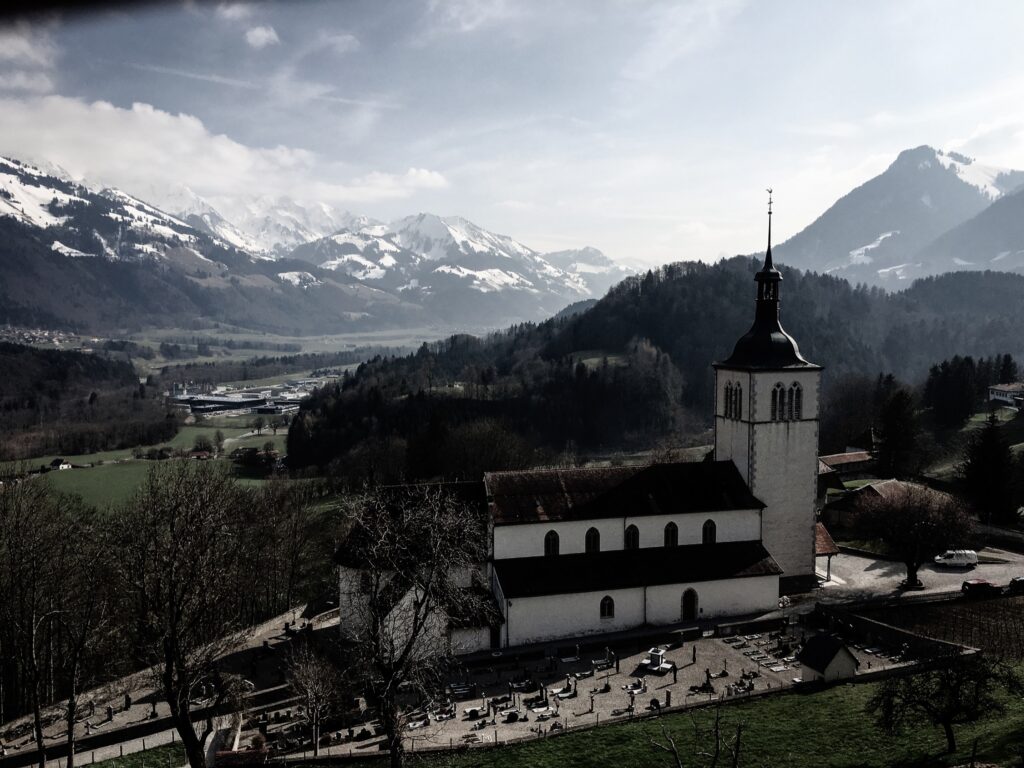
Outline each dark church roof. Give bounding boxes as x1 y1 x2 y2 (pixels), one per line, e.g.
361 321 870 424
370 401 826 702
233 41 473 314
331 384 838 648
493 541 781 598
715 204 820 371
484 461 764 526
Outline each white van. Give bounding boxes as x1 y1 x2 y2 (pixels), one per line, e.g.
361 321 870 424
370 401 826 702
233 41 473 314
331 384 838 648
934 549 978 568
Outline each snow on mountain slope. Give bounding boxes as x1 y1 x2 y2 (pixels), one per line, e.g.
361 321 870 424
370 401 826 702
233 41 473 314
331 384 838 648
213 195 379 255
0 156 85 228
153 185 268 255
933 150 1023 200
389 213 536 261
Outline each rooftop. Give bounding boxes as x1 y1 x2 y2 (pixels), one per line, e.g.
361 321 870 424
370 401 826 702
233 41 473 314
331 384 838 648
484 461 764 526
819 451 873 468
493 540 781 598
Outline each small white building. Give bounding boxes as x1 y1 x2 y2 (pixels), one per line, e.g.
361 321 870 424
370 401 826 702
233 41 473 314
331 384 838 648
988 382 1024 406
797 633 859 682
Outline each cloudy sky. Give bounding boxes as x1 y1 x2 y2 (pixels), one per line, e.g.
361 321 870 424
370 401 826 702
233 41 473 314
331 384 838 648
3 0 1024 267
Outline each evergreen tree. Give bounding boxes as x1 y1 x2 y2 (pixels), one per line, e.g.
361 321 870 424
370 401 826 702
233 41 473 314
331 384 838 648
877 388 921 478
960 413 1017 525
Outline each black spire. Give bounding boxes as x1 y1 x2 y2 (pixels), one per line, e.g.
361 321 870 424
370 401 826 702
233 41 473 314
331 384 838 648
715 191 817 371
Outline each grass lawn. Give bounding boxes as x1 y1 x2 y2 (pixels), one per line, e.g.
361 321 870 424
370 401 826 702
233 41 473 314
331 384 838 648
162 425 251 451
409 678 1024 768
94 742 184 768
46 461 154 509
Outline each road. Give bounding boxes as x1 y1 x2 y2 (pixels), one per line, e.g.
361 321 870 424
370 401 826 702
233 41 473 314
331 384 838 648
815 548 1024 602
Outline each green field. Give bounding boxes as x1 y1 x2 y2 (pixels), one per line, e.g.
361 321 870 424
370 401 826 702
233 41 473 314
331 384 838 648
95 742 184 768
45 461 154 508
413 674 1024 768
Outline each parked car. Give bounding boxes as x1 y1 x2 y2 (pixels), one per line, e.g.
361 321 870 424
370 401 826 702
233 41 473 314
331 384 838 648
934 549 978 568
1007 576 1024 595
962 578 1002 597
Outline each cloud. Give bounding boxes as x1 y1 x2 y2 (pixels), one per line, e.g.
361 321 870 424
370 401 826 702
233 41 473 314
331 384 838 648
426 0 518 33
0 95 444 208
0 21 57 95
0 21 58 68
216 3 253 21
245 25 280 49
321 33 360 55
0 71 54 93
130 62 258 90
621 0 746 81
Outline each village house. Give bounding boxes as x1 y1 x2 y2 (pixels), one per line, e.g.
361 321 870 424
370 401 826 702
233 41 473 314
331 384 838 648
988 382 1024 407
797 633 859 682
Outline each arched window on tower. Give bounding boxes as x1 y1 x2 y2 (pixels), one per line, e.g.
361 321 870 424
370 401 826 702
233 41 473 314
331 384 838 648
793 383 803 420
585 527 600 554
664 521 678 547
624 524 640 550
702 519 717 545
734 384 742 419
544 530 559 557
600 595 615 619
772 383 784 421
787 385 795 420
724 382 733 418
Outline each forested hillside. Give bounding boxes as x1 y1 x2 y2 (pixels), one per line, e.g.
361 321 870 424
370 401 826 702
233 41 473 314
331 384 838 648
287 257 1024 480
0 343 176 460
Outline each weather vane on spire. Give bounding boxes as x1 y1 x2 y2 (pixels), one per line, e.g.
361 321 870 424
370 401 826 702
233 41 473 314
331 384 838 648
766 188 773 217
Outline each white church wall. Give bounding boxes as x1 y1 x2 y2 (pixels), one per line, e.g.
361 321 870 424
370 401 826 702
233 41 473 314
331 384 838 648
631 510 761 547
645 576 779 624
494 509 762 561
504 587 643 647
493 518 622 560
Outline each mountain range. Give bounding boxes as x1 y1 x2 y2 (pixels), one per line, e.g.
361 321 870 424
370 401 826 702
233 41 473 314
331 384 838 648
0 156 629 334
5 143 1024 337
773 145 1024 285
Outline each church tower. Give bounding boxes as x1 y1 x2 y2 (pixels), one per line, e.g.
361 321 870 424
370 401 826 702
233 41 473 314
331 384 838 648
713 193 821 582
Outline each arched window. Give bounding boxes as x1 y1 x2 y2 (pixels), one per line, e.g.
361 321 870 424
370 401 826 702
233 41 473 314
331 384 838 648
772 383 784 421
585 527 601 554
702 519 717 545
600 595 615 619
793 383 803 420
624 524 640 550
664 521 678 548
724 382 733 418
787 386 795 420
544 530 559 557
734 384 742 420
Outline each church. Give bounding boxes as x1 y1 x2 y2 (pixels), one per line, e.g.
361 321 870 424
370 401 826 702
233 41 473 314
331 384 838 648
338 205 822 652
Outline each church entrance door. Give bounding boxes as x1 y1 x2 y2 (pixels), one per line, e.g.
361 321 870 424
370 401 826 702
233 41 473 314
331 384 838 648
682 589 698 622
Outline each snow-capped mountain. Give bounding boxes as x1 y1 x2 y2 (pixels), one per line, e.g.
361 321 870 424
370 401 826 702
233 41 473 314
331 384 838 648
152 185 267 256
773 145 1024 286
211 195 378 255
540 246 633 298
284 213 616 324
0 155 623 333
0 156 429 333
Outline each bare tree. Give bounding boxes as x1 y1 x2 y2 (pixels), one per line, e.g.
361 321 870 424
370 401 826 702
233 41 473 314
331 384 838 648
109 461 249 768
854 482 973 587
338 485 487 768
866 653 1023 754
0 475 89 768
56 509 115 768
284 644 338 756
650 707 744 768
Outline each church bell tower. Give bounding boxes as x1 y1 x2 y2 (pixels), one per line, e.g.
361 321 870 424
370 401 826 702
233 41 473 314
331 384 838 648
713 192 822 582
